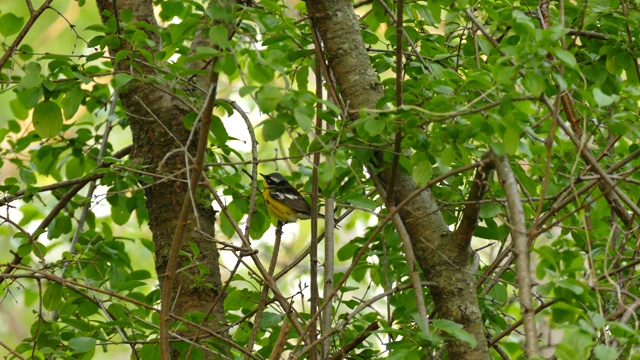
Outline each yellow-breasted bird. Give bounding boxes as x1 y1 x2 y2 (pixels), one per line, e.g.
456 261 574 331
261 172 322 223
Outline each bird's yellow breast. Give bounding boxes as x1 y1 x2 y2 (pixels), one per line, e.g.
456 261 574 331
263 188 300 222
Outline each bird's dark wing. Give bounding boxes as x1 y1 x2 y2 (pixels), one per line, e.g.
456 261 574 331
270 185 312 215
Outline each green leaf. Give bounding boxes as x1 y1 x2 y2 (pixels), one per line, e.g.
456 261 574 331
43 283 64 311
239 85 258 97
487 283 508 302
556 279 585 295
522 71 545 95
19 167 37 185
555 328 593 360
479 203 500 218
255 85 280 113
344 193 378 211
218 54 237 76
318 161 335 186
337 242 360 261
294 107 313 132
592 88 617 107
209 24 229 47
440 145 454 166
364 119 385 136
85 51 105 62
594 345 618 360
503 127 520 155
262 119 284 141
65 157 85 179
289 134 309 164
431 319 477 348
62 87 84 119
10 99 29 119
32 100 63 138
605 53 618 75
248 61 274 84
296 65 309 90
68 337 96 353
248 211 270 240
113 73 134 88
0 13 24 37
412 162 432 186
260 312 284 329
551 48 577 68
17 243 32 257
210 115 228 145
361 29 379 44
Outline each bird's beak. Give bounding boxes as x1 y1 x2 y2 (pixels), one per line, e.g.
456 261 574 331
259 173 266 179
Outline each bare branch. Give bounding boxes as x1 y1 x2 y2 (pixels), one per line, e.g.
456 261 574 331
494 155 539 357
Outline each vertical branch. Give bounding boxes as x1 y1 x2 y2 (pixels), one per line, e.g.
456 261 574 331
385 0 404 205
310 17 338 358
322 199 336 358
494 155 539 358
309 25 323 359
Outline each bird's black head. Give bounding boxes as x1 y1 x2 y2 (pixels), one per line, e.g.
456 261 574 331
260 172 288 186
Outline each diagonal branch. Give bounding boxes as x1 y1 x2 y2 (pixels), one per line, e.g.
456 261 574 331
453 150 496 248
371 172 430 333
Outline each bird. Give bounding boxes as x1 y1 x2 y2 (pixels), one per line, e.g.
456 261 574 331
261 172 321 223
